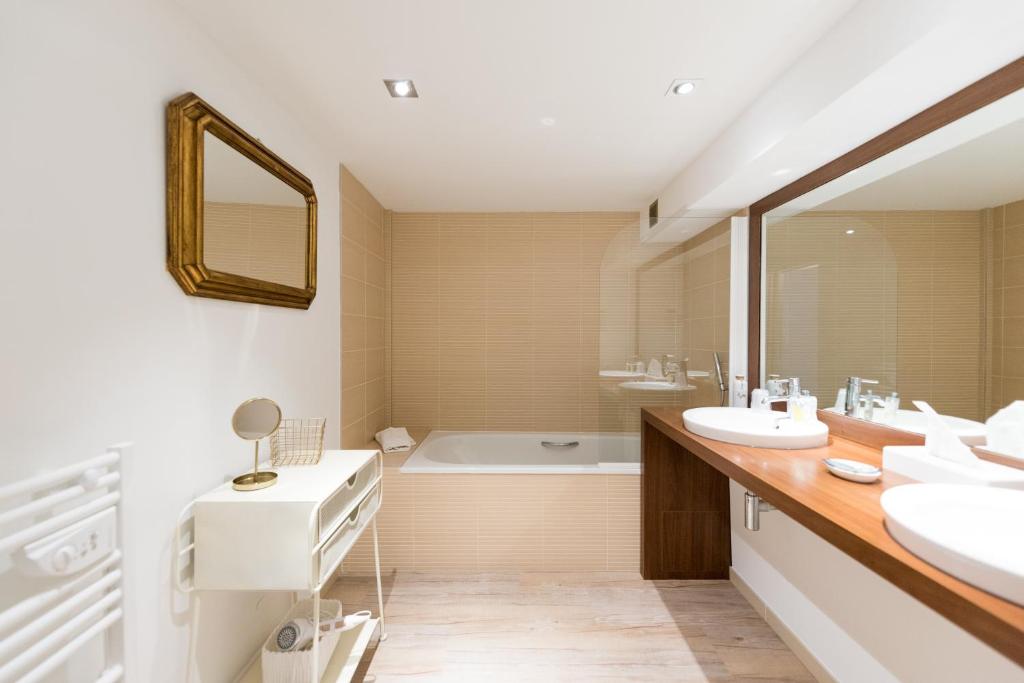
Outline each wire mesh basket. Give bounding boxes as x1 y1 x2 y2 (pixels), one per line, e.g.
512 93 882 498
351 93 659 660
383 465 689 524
270 417 326 466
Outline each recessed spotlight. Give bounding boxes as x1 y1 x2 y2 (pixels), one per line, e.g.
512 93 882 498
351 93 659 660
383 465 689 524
772 168 791 177
540 117 556 126
666 79 700 96
384 79 418 98
845 229 856 235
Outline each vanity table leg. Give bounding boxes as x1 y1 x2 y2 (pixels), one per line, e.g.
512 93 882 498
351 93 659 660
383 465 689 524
311 589 321 683
372 518 388 641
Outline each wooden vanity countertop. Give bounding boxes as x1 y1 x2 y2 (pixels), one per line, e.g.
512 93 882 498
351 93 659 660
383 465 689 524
642 406 1024 667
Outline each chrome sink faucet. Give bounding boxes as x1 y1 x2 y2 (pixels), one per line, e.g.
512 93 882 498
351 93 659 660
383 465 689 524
764 377 800 408
844 376 879 416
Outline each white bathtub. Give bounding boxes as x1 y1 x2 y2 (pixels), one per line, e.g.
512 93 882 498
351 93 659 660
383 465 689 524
399 431 641 474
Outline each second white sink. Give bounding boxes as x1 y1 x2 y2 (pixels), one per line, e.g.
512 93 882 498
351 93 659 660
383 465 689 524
683 407 829 449
882 483 1024 606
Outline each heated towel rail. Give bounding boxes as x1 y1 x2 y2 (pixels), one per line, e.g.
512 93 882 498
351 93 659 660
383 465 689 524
0 444 128 683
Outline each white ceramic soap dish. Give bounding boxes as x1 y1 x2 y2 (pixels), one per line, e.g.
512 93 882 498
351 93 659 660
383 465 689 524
823 458 882 483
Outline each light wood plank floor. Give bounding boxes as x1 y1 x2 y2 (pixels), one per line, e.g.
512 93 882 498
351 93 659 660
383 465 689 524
328 572 816 682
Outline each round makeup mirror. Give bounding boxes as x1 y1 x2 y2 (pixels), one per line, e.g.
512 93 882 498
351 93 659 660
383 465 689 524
231 397 282 491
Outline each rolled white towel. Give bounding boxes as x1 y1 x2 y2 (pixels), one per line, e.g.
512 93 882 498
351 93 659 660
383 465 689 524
375 426 416 453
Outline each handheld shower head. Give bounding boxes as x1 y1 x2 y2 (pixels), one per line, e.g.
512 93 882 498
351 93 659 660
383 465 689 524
713 352 726 392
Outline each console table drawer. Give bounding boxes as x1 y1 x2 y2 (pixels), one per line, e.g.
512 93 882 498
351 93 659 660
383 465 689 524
318 454 380 541
317 482 382 583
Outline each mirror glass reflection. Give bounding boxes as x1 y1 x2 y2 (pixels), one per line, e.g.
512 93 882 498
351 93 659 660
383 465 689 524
764 88 1024 439
203 132 308 288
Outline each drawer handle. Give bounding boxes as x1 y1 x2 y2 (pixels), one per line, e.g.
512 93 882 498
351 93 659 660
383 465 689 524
542 441 579 448
346 473 358 487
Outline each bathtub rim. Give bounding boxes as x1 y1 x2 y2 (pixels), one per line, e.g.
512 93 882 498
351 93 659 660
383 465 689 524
398 430 641 475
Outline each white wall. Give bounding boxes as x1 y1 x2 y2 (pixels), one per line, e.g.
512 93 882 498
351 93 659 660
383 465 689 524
0 1 341 680
729 483 1022 682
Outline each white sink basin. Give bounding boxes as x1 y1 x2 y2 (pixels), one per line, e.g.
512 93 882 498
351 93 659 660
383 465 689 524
683 407 829 449
882 483 1024 605
619 381 696 392
826 407 986 445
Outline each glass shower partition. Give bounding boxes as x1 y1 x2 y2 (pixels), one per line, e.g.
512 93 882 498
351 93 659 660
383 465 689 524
594 212 734 467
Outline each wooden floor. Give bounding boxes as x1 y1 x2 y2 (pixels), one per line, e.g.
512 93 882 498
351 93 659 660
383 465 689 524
328 571 816 682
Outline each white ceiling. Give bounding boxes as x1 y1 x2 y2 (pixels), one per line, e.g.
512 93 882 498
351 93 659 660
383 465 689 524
173 0 857 212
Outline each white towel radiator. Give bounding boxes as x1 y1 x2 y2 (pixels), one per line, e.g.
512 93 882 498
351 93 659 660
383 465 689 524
0 444 128 683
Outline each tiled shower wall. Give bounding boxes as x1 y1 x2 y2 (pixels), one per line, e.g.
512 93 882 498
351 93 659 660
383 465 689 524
389 211 639 432
989 198 1024 415
340 167 389 448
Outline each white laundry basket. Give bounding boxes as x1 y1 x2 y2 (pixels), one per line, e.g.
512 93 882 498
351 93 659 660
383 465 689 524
261 598 343 683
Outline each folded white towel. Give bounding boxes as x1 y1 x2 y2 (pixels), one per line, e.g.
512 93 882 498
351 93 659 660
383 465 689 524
375 427 416 453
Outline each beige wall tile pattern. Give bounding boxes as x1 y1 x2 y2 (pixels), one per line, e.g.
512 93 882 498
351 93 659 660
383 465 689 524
989 199 1024 414
203 201 307 288
766 210 986 420
340 167 388 447
389 211 639 432
343 458 640 572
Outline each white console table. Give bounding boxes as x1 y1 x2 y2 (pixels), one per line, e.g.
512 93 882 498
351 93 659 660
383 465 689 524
176 449 385 683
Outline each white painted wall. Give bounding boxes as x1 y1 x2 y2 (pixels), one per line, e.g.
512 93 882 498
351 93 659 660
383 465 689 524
0 1 341 681
729 483 1022 682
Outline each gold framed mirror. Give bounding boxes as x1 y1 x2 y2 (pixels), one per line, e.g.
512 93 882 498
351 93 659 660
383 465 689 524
166 92 317 309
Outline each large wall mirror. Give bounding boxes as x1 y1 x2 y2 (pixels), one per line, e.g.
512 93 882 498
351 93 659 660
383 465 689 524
756 59 1024 442
167 92 317 309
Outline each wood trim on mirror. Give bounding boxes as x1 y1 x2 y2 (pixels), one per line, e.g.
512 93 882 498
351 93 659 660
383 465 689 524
747 56 1024 390
166 92 318 309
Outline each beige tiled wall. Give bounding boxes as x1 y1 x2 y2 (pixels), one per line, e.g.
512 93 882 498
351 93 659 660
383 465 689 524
343 458 640 573
766 210 986 420
989 198 1024 414
389 212 639 432
203 201 307 288
340 167 388 447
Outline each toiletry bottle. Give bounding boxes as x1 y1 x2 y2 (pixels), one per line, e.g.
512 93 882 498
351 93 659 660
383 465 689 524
787 378 802 418
884 392 899 422
835 387 846 411
664 354 680 385
733 375 748 407
750 388 768 411
861 391 875 421
800 390 817 422
766 374 781 396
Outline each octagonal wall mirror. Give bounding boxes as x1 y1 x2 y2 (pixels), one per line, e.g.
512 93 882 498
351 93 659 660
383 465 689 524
166 92 318 309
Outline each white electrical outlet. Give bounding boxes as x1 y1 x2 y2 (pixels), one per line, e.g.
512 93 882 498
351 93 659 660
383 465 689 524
17 506 117 576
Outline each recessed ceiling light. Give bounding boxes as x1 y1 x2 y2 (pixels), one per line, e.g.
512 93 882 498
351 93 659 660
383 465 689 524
845 229 856 235
772 168 791 177
384 79 418 98
540 117 556 126
666 79 700 96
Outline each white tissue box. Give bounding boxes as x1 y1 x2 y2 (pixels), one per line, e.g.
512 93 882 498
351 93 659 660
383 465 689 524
261 599 342 683
883 445 1024 489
